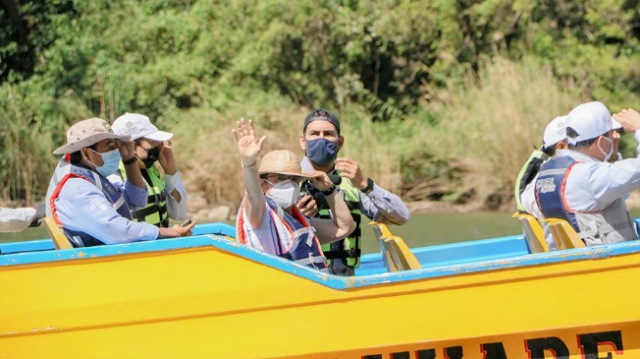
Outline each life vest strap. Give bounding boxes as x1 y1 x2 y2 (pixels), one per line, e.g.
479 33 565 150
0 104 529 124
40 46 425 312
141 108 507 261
294 255 327 267
323 248 362 259
577 220 626 240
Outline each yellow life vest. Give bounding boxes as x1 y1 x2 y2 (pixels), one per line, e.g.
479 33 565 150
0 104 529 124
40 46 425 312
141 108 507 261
118 162 169 227
319 176 362 268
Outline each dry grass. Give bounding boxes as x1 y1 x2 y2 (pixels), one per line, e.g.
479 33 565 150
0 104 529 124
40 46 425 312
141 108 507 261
423 57 582 208
171 101 404 212
168 58 587 213
1 58 598 215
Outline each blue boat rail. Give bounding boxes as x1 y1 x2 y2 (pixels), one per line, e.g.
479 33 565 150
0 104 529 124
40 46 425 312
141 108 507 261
3 221 640 291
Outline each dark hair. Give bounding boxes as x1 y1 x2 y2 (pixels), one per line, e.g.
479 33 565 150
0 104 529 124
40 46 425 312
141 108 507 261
69 144 98 164
542 146 556 157
569 137 598 150
69 151 83 164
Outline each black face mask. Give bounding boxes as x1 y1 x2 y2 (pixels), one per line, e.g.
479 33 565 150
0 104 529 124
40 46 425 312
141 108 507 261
140 147 160 168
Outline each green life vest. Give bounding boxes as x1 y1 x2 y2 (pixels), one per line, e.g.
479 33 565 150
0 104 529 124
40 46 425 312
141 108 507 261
514 149 549 212
318 176 362 267
117 162 169 227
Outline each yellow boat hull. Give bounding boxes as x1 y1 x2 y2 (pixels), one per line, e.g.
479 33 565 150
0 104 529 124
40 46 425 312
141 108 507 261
1 234 639 358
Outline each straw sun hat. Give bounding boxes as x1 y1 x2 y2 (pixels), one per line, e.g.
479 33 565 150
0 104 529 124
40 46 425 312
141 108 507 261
258 150 311 179
53 118 131 155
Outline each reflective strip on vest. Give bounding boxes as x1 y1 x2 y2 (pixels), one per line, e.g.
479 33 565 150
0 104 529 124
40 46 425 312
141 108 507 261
318 175 362 268
237 198 327 270
118 162 169 227
536 155 637 245
49 163 133 247
514 149 548 212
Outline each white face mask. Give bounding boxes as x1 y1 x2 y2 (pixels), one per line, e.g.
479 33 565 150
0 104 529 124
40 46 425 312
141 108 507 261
266 180 300 209
597 136 614 162
86 148 122 177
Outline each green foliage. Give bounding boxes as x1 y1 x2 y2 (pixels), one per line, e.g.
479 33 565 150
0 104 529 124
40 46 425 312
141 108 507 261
2 0 640 208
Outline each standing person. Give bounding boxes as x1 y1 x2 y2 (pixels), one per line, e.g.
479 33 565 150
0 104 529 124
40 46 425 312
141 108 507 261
534 102 640 246
0 204 44 232
110 113 188 227
298 109 410 276
46 118 195 247
234 119 355 272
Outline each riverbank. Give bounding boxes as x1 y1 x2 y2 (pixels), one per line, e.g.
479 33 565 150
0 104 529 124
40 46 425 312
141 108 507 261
4 191 640 224
186 191 640 223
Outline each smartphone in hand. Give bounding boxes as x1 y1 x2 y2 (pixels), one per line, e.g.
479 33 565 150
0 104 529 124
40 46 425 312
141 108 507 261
180 219 193 227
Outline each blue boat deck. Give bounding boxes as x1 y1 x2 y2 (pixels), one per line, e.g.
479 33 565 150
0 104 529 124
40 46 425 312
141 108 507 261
357 234 530 276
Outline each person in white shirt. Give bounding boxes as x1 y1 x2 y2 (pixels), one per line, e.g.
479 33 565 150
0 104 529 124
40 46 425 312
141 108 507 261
518 116 569 250
46 118 194 247
534 102 640 246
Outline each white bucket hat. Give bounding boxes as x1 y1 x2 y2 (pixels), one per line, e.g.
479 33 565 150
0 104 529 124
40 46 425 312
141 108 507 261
566 101 622 145
542 116 567 150
112 113 173 142
53 118 131 155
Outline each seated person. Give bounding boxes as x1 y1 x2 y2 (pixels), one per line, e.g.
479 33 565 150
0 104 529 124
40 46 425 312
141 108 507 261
535 102 637 246
110 113 188 227
46 118 195 247
233 119 355 271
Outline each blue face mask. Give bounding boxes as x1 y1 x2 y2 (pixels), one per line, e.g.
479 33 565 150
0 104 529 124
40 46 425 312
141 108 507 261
306 138 338 166
89 149 122 177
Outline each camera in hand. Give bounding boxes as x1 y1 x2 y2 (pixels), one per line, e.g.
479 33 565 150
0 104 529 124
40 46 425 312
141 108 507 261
299 174 342 208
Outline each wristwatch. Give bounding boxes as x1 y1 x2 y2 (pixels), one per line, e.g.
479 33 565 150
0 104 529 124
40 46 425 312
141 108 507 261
362 178 374 195
322 185 337 196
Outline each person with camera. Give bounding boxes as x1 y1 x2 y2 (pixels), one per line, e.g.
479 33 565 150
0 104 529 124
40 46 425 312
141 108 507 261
298 109 410 276
234 118 355 272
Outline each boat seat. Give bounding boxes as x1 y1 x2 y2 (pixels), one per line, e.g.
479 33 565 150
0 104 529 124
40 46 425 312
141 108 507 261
370 221 394 240
543 218 586 250
370 222 421 272
512 212 548 253
43 217 73 250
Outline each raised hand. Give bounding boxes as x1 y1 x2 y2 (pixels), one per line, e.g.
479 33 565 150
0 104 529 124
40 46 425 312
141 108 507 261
335 157 367 190
307 171 333 192
613 108 640 134
116 139 137 162
233 118 266 165
158 141 177 175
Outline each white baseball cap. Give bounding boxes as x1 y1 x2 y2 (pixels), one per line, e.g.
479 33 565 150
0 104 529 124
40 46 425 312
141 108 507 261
112 113 173 142
542 116 567 150
566 101 621 145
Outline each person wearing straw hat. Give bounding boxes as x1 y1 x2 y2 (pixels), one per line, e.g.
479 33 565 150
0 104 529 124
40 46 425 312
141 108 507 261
534 102 640 246
45 118 195 247
233 119 355 272
110 113 188 227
